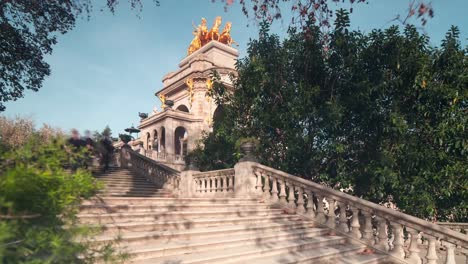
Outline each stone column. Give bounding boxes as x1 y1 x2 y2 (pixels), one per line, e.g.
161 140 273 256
180 164 199 198
165 118 175 162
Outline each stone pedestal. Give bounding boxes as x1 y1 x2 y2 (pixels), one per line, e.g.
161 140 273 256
234 161 259 198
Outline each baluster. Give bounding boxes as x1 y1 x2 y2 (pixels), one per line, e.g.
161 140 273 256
286 182 295 210
305 190 315 218
296 187 306 214
221 175 226 192
443 241 456 264
215 176 219 192
204 179 208 193
361 210 374 244
338 201 349 233
270 175 279 202
315 194 326 223
407 228 422 264
349 206 361 239
278 177 287 206
255 170 263 196
325 198 337 229
425 235 438 264
195 179 199 193
226 175 231 191
375 216 389 251
262 172 271 199
389 222 405 259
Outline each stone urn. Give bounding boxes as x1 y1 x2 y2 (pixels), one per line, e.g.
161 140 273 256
239 140 257 162
119 134 132 144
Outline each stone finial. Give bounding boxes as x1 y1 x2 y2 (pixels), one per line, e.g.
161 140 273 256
239 139 258 162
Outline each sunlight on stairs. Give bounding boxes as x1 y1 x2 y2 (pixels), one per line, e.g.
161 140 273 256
79 168 393 263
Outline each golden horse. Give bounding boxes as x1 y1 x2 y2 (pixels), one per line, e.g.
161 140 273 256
207 16 222 42
219 22 236 46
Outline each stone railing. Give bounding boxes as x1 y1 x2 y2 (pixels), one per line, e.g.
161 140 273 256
251 163 468 264
192 168 235 197
436 223 468 234
120 146 181 193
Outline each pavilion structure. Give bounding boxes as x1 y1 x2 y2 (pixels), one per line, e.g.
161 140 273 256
137 17 238 170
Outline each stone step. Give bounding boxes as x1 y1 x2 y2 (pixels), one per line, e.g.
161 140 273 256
78 208 284 224
97 178 150 182
92 221 319 244
95 221 329 245
92 214 302 233
82 197 261 206
133 237 363 264
98 188 170 195
79 203 273 214
98 192 174 198
100 188 166 196
123 227 338 260
225 245 390 264
100 182 158 188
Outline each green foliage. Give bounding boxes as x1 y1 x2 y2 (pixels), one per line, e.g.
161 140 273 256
192 13 467 221
0 126 119 263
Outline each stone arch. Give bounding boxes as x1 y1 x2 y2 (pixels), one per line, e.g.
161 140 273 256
213 105 225 127
176 104 190 113
146 132 151 150
174 126 188 156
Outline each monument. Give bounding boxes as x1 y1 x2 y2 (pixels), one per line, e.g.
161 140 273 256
137 17 238 170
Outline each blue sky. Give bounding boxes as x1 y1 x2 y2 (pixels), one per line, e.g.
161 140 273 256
3 0 467 136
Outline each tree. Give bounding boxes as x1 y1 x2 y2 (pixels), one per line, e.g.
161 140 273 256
221 0 434 30
194 11 467 221
0 0 159 111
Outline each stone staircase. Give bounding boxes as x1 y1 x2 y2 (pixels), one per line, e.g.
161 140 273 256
79 167 394 263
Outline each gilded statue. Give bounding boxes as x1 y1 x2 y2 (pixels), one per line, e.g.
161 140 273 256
187 27 202 55
198 18 209 46
207 16 222 42
187 16 235 56
158 94 166 108
185 78 194 107
219 22 236 46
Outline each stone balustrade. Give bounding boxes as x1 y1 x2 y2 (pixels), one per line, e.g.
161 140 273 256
192 168 235 197
120 146 181 193
120 142 468 263
250 163 468 264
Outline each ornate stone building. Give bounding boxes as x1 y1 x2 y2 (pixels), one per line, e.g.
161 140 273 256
137 38 238 170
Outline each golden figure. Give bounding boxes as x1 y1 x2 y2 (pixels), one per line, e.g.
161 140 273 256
185 78 194 108
219 22 236 46
158 94 166 108
207 16 222 42
197 18 209 46
187 17 235 56
188 27 202 55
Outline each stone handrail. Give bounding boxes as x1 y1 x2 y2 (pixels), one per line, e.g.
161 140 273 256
121 146 181 193
251 162 468 264
436 223 468 234
192 168 235 196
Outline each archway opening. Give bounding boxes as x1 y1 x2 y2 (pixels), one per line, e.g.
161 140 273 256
213 105 225 130
176 104 189 113
146 132 151 150
160 127 166 153
174 127 188 156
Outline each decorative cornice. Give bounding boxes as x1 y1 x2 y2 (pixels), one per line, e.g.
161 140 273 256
138 109 203 129
155 67 236 97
